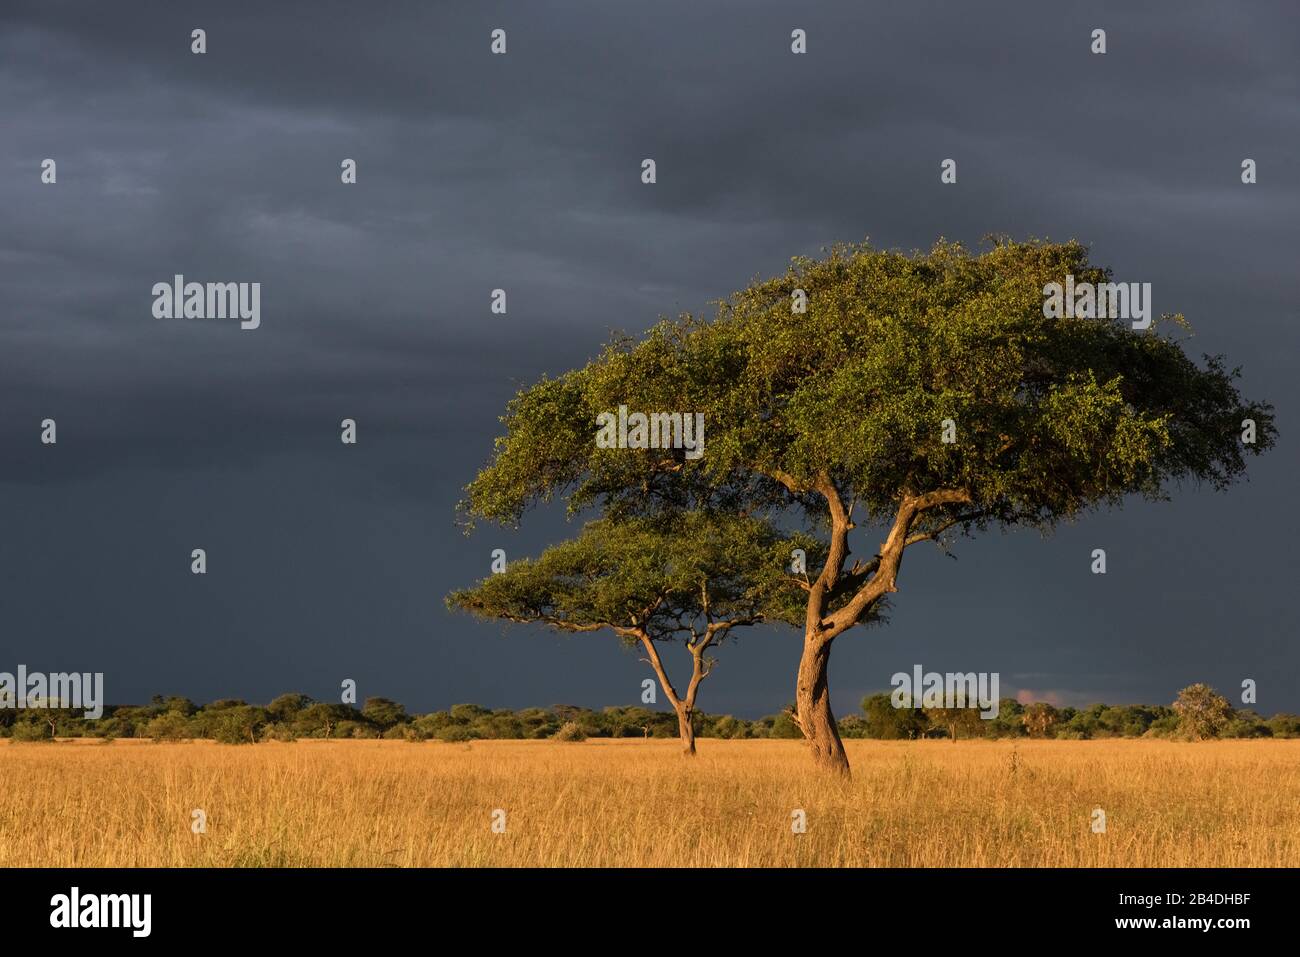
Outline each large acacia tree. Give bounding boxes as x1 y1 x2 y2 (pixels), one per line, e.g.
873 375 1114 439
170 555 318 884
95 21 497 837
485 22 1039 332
460 238 1275 773
448 513 814 754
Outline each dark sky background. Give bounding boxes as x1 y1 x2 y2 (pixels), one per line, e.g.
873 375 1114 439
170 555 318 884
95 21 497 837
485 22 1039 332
2 0 1296 718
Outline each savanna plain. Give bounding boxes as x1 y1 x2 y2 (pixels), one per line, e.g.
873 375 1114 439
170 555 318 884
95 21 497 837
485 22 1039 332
3 738 1296 867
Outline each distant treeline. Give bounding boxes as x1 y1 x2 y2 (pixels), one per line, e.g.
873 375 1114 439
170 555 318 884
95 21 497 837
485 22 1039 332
3 685 1297 743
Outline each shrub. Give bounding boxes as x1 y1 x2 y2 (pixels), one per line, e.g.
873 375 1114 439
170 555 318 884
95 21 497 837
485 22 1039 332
144 712 192 742
1267 714 1300 738
449 703 489 723
552 721 587 742
435 725 474 743
1173 684 1233 740
210 706 267 744
712 715 748 739
835 714 868 739
1224 712 1271 738
767 710 803 740
10 721 51 742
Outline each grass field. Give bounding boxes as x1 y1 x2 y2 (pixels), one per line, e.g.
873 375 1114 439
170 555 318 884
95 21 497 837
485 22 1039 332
2 737 1297 867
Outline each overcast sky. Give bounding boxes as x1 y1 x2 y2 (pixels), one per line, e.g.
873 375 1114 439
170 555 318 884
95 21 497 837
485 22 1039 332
1 0 1296 718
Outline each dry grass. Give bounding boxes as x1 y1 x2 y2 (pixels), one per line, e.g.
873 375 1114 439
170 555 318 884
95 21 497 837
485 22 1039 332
2 737 1297 867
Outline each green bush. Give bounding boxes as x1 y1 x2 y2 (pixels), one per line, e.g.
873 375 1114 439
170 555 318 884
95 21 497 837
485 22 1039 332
767 711 803 739
435 725 474 742
10 721 51 742
210 706 266 744
144 711 192 742
711 715 748 739
1267 714 1300 738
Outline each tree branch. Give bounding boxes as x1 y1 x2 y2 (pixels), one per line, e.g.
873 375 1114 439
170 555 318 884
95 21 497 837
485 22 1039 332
822 488 972 637
635 631 683 710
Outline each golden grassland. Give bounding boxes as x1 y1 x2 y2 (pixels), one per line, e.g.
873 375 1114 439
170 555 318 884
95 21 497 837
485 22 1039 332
2 737 1297 867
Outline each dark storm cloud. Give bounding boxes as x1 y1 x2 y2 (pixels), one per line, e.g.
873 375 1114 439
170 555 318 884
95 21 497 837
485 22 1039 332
0 0 1295 715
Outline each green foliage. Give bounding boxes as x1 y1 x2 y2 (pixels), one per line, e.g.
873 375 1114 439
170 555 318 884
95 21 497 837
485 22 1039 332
462 239 1272 544
151 695 198 716
10 719 52 742
448 512 818 639
1145 713 1182 738
983 698 1025 738
835 714 868 738
449 703 490 723
710 714 749 739
144 711 192 742
8 687 1291 744
862 693 928 739
928 706 986 741
209 706 268 745
766 710 804 739
1224 711 1272 739
434 724 474 743
267 693 313 722
361 697 407 729
455 239 1275 726
1267 714 1300 738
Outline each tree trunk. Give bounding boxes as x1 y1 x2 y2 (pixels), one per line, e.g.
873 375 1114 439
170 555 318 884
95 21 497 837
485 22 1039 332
676 707 697 756
796 633 849 775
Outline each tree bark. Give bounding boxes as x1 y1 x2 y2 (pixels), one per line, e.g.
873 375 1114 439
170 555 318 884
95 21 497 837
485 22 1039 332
635 632 699 757
676 707 697 756
796 633 849 775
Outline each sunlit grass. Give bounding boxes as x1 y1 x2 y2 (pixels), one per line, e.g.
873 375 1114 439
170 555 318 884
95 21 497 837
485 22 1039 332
2 737 1296 867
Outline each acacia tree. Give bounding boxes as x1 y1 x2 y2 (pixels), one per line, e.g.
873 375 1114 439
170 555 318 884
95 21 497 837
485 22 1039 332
460 238 1274 773
930 705 986 742
448 513 814 755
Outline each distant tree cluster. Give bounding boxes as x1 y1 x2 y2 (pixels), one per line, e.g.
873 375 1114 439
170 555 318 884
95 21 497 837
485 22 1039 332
854 684 1295 741
2 684 1294 744
0 693 800 744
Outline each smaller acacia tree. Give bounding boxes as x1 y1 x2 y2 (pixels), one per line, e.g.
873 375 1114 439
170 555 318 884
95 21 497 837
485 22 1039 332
448 512 814 755
929 705 986 742
1173 683 1233 740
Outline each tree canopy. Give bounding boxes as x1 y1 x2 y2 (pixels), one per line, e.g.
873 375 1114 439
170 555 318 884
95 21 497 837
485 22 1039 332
464 238 1271 534
447 512 821 753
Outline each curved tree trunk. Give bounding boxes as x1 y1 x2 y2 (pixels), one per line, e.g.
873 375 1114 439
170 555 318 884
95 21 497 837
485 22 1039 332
796 633 849 775
676 707 697 756
635 632 702 758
